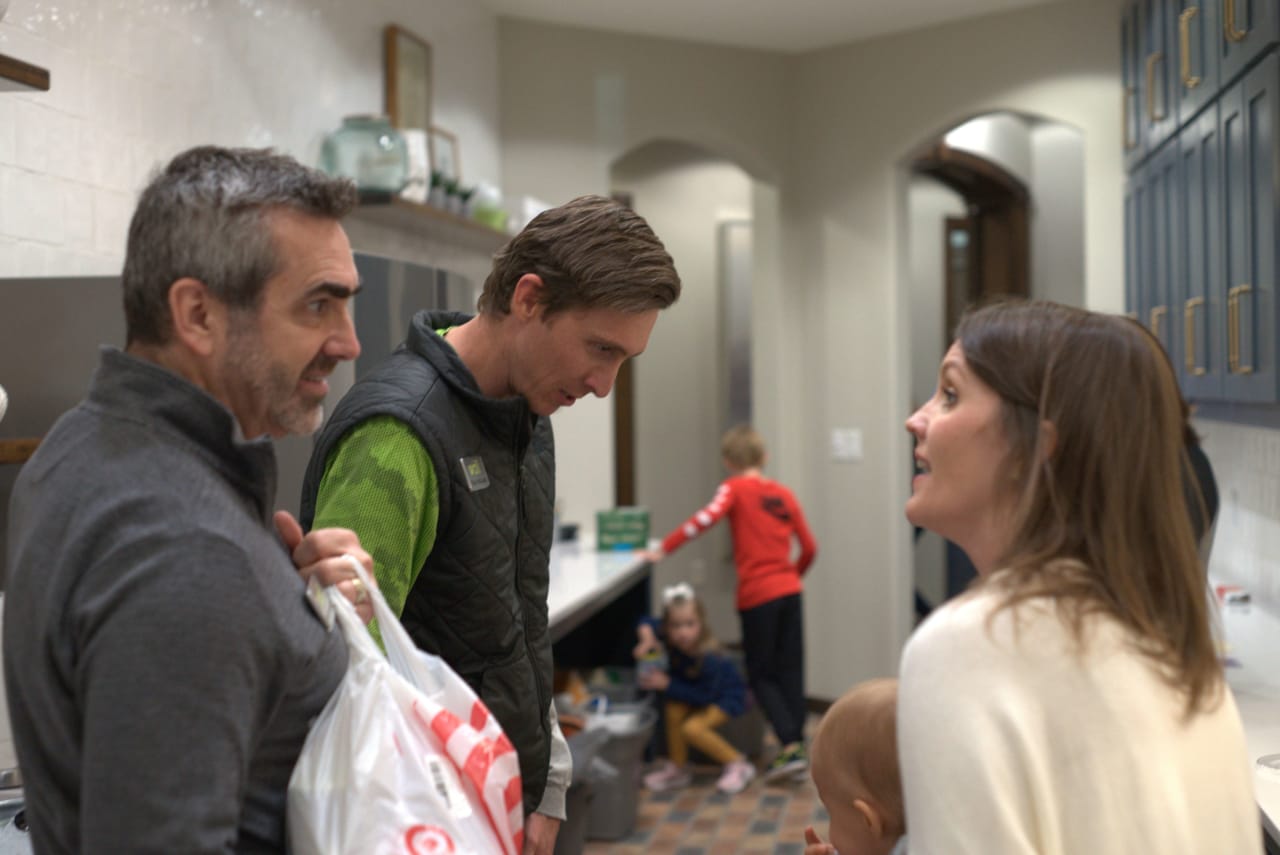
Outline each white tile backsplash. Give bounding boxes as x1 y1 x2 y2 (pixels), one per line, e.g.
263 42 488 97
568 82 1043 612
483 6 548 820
1 0 504 278
14 98 49 174
1201 418 1280 608
90 186 130 256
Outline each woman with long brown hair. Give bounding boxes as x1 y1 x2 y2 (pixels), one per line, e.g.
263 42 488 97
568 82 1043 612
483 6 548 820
899 301 1259 854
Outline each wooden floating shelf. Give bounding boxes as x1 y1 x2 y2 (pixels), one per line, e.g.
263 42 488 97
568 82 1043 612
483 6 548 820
349 191 510 255
0 53 50 93
0 438 40 465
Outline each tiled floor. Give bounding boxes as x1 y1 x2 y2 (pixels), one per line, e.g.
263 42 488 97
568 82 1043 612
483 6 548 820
582 758 827 855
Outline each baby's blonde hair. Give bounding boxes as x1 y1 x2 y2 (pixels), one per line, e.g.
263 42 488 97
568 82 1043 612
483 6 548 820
812 678 903 835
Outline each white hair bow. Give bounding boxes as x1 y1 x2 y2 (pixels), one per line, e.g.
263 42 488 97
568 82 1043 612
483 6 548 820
662 582 695 606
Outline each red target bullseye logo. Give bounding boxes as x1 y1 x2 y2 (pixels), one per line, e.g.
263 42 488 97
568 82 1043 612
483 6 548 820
404 824 455 854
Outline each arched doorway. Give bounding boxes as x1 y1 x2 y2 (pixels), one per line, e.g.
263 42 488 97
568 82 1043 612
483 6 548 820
911 141 1031 339
905 111 1085 618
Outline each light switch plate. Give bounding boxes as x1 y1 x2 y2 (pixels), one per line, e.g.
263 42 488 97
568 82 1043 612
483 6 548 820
831 428 863 462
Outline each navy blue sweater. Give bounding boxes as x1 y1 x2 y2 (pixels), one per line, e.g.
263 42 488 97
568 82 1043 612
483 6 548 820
664 647 747 717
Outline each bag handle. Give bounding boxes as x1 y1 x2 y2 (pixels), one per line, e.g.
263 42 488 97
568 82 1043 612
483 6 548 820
335 556 446 694
324 560 386 665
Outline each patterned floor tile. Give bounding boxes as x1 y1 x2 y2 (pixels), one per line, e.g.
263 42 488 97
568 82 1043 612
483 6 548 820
579 714 823 855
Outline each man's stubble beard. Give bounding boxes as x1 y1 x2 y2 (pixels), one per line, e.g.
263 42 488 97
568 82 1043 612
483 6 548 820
224 325 327 437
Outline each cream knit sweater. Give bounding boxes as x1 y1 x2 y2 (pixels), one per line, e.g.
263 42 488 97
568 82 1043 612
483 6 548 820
899 590 1261 855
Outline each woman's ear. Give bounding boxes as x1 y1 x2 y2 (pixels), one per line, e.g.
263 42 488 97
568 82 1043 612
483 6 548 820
853 797 884 838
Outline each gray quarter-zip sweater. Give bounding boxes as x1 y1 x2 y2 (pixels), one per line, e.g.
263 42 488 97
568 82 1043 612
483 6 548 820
3 347 346 854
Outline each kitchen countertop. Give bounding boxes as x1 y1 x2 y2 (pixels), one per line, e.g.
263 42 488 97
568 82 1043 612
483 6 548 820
1214 582 1280 844
546 539 652 643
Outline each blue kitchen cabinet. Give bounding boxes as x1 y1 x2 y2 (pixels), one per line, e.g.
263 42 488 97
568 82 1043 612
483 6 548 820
1125 146 1182 366
1142 0 1182 156
1219 0 1280 87
1122 2 1280 408
1175 0 1222 124
1146 141 1183 367
1125 178 1142 319
1177 102 1225 399
1124 3 1146 170
1221 49 1279 401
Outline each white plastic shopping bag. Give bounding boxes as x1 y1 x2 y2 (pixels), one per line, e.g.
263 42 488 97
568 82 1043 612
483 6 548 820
288 558 524 855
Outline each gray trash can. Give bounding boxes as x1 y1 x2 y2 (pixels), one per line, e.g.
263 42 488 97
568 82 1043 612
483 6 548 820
555 727 612 855
587 667 640 705
585 700 658 841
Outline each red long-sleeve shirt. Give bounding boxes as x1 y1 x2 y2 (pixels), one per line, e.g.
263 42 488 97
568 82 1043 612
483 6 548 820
661 474 817 611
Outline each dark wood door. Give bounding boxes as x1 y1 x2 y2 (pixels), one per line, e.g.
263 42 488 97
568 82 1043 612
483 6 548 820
913 142 1031 607
914 142 1030 343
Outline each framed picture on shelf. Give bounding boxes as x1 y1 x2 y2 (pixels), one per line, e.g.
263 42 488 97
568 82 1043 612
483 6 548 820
429 125 460 185
384 25 432 132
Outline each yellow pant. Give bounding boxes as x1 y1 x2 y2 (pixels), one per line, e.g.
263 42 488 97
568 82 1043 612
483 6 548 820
663 700 740 766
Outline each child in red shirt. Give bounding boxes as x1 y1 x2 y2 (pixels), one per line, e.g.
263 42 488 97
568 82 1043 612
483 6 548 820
645 425 818 781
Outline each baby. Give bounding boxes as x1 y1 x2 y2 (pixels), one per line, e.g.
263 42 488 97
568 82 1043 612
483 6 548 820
804 678 906 855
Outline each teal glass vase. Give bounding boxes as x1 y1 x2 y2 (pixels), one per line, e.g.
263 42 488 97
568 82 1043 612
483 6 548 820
320 115 409 193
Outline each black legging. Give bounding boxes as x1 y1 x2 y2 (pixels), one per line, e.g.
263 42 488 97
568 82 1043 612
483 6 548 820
738 593 805 746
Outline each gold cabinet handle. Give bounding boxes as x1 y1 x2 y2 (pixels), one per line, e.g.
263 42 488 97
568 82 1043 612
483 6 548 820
1225 0 1250 43
1146 53 1167 121
1184 297 1207 375
1149 305 1169 343
1238 284 1255 373
1227 289 1236 371
1228 285 1255 374
1180 7 1202 89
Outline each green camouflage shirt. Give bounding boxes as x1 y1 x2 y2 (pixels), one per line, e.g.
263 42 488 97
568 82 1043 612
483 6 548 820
311 414 439 647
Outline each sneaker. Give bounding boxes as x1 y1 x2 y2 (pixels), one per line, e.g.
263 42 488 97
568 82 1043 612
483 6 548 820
764 743 809 782
716 759 757 794
642 760 692 791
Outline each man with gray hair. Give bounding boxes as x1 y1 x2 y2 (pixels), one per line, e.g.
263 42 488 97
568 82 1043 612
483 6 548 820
5 146 374 854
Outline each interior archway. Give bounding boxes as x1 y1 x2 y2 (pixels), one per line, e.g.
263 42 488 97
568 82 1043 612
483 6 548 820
903 111 1085 617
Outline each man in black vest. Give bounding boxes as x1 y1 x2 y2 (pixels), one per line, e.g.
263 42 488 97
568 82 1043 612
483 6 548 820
301 195 681 854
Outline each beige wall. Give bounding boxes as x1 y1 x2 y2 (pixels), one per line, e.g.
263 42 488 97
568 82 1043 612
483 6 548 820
612 142 753 645
790 2 1122 697
908 177 965 610
503 19 793 547
502 0 1124 699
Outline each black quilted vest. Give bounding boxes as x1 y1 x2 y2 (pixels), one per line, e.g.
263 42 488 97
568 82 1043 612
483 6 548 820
300 310 556 813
